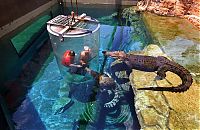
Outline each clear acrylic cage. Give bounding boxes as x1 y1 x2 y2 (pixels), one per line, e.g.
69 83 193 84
47 15 100 82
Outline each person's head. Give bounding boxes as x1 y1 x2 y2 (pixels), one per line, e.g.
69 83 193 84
79 46 91 66
71 11 75 16
84 46 90 51
69 50 75 57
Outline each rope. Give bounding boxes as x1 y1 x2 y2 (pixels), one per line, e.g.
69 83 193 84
70 0 78 16
76 0 78 17
70 0 73 11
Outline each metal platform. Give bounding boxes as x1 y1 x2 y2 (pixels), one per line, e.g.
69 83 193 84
47 15 77 27
47 14 100 41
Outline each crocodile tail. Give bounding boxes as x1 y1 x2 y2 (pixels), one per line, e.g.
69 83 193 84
138 64 193 93
137 82 192 92
137 87 177 92
174 70 193 92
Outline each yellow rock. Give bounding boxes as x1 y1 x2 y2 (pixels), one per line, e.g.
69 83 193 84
164 80 200 130
130 44 200 129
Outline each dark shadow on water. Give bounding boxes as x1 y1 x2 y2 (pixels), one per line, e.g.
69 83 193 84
75 92 141 130
115 0 122 17
124 89 141 130
2 40 52 112
71 62 141 129
1 40 52 129
12 97 46 130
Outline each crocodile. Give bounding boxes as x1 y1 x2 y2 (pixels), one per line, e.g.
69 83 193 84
104 51 193 93
63 50 193 109
56 53 140 128
55 50 192 129
100 50 193 109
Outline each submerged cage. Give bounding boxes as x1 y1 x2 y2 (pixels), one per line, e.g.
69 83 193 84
47 15 100 81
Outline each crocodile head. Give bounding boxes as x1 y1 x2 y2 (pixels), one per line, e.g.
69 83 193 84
102 51 128 60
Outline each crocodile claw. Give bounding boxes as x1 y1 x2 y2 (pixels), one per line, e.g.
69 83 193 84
54 100 74 115
154 75 164 81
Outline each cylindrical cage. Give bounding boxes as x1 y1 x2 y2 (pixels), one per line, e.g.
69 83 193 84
47 15 100 82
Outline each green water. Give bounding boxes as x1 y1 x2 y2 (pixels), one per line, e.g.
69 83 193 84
11 15 51 55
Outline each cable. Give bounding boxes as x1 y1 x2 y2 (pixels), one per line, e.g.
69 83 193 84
76 0 78 17
71 0 74 11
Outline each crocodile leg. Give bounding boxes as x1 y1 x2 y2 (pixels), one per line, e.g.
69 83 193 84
155 65 168 80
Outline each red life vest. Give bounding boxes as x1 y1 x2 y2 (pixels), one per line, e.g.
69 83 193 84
61 50 75 66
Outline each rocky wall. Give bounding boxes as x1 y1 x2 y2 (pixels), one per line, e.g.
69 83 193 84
137 0 200 29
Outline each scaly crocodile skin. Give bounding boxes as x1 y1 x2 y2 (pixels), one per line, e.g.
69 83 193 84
105 51 193 93
103 51 193 108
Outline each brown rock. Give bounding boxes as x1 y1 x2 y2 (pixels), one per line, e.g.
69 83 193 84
137 0 200 29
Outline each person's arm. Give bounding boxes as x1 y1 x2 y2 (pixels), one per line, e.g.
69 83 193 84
68 64 100 80
85 67 100 80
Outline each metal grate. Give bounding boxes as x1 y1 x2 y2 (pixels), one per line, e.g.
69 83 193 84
47 15 76 27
